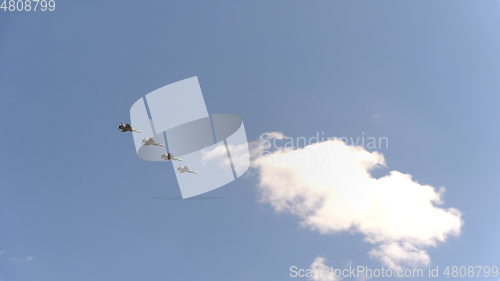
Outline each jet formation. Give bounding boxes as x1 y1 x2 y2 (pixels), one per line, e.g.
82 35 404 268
118 122 195 174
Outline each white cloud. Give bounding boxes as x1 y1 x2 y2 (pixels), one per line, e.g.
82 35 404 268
0 251 37 263
310 257 340 281
202 144 229 165
253 133 463 271
260 131 286 140
25 256 35 262
368 242 429 271
201 131 286 171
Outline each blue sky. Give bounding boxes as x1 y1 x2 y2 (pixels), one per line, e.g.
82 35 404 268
1 0 499 280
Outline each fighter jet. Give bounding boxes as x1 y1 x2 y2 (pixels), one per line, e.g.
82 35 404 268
161 153 182 162
118 123 141 133
176 165 197 174
142 137 164 147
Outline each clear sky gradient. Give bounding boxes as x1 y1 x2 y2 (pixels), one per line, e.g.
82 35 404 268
1 0 499 280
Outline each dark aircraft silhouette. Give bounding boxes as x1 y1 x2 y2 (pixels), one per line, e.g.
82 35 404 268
118 123 141 133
